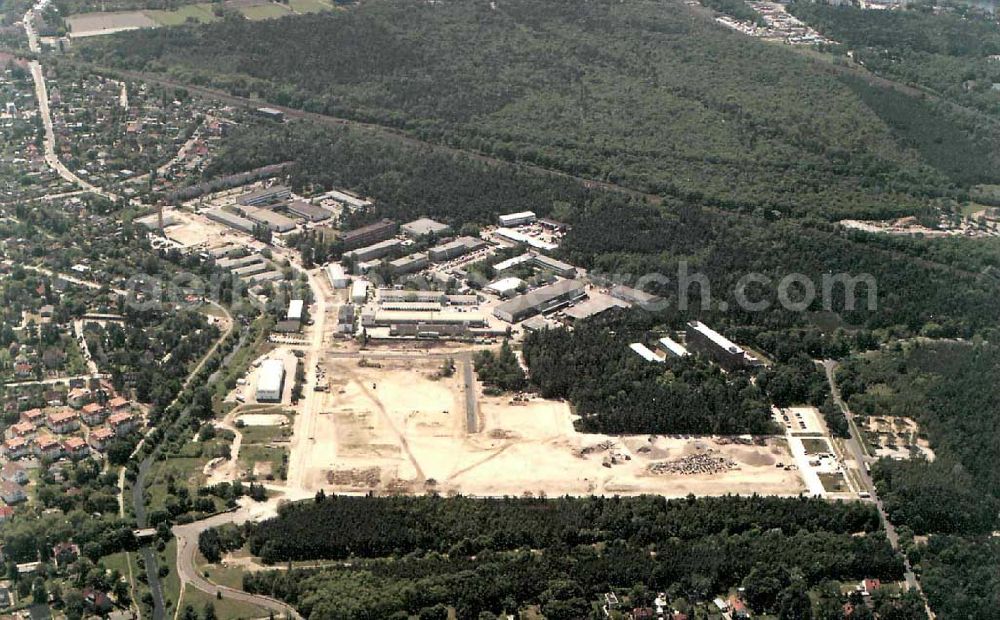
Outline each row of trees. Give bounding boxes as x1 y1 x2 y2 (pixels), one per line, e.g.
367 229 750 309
236 494 902 619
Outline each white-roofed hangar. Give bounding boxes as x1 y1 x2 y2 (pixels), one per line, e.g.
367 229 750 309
256 359 286 403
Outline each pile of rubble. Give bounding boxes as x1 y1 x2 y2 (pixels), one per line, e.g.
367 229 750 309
327 467 381 487
648 453 737 476
578 440 617 457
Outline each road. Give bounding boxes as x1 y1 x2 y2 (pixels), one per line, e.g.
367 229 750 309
23 0 119 201
72 319 99 375
461 352 478 433
284 258 330 491
172 503 304 619
823 360 935 618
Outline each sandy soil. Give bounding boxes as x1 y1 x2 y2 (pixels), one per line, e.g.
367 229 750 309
302 356 805 498
236 414 289 426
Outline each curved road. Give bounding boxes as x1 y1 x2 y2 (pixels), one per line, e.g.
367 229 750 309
173 507 303 620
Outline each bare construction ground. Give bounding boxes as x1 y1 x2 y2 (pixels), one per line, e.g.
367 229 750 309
299 355 805 497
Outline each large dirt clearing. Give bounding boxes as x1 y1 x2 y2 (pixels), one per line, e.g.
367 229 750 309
295 355 805 498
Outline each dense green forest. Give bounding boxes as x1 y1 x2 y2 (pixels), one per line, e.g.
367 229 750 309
836 73 1000 187
557 199 1000 339
521 317 776 435
915 536 1000 619
233 494 903 618
836 341 1000 534
77 0 990 218
790 2 1000 116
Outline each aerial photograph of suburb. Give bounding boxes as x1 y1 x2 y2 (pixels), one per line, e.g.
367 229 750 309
0 0 997 617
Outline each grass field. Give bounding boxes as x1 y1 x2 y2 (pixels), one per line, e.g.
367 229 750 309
819 472 849 493
160 538 181 613
238 423 289 444
288 0 332 13
145 4 218 26
801 438 831 454
238 444 287 480
182 585 268 620
238 3 292 20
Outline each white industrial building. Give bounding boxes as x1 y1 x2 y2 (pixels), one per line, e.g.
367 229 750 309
352 279 370 304
325 263 350 289
204 208 256 235
629 343 664 363
401 218 451 238
486 277 524 298
494 228 558 251
427 236 488 262
658 336 689 358
493 279 586 323
256 359 286 402
499 211 537 227
240 206 297 233
287 299 304 322
343 239 402 263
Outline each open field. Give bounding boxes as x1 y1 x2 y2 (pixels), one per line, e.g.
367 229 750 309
181 582 268 620
295 354 805 498
146 4 219 26
238 2 292 20
288 0 332 13
67 11 157 37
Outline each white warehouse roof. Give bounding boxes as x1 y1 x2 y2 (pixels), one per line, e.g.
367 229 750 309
486 277 524 295
690 321 744 354
630 343 664 363
658 336 689 357
257 359 286 396
287 299 304 321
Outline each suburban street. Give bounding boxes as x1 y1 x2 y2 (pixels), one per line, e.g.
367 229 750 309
23 0 120 201
823 360 935 618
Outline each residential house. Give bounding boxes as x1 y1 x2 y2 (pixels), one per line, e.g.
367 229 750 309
108 412 138 437
62 437 89 461
1 462 28 484
0 481 26 504
9 421 36 438
3 437 29 460
81 402 107 426
33 435 63 460
87 427 115 452
46 409 80 434
860 578 881 596
19 408 44 425
51 542 79 568
107 397 130 414
82 589 113 615
13 360 33 379
0 506 13 523
67 388 92 409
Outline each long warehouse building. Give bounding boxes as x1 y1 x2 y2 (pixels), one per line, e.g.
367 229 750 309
204 208 255 235
493 279 586 323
